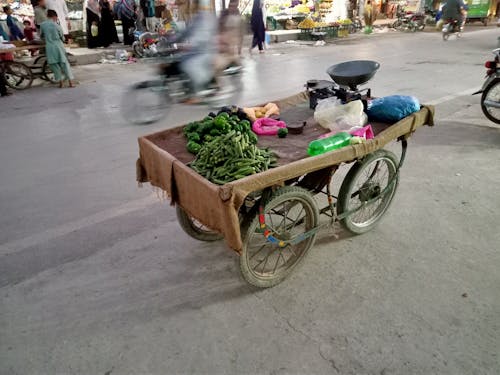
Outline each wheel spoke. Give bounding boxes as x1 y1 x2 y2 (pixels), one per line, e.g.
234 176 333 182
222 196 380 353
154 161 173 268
289 206 305 230
271 251 281 275
249 243 270 260
285 244 298 258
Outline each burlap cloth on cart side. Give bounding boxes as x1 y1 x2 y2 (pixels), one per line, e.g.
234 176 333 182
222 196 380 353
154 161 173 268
137 92 435 251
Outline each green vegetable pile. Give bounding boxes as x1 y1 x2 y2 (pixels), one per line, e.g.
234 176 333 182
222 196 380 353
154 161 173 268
189 130 278 185
183 112 257 155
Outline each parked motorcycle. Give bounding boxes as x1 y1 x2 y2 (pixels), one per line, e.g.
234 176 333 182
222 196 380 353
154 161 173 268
122 46 243 124
473 48 500 124
424 6 437 25
442 19 461 40
392 9 425 31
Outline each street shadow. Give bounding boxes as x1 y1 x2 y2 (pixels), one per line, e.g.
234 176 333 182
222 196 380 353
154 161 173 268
414 119 500 149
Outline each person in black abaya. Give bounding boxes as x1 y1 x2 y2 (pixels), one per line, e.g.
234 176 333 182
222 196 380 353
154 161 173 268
99 0 119 46
86 0 102 48
250 0 265 53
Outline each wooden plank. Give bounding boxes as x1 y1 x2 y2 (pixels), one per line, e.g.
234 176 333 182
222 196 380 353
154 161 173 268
0 44 45 53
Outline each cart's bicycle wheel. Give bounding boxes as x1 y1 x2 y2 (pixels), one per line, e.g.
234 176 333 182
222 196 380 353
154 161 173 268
3 61 34 90
122 79 170 125
337 150 399 235
42 60 58 83
240 186 319 288
176 206 223 242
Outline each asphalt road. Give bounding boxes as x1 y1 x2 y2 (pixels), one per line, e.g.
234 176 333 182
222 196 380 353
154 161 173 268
1 28 499 375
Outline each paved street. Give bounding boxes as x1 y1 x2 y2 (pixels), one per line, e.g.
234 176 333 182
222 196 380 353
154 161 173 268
1 28 499 375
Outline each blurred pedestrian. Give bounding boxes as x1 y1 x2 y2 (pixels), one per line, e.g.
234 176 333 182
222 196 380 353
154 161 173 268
140 0 155 30
34 0 48 32
40 10 75 88
85 0 102 48
46 0 69 39
363 0 373 33
219 0 243 58
3 6 24 41
23 20 38 56
250 0 265 53
115 0 136 45
99 0 119 46
23 20 36 41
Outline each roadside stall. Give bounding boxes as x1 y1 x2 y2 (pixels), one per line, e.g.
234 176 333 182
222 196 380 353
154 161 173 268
135 60 435 288
252 0 355 42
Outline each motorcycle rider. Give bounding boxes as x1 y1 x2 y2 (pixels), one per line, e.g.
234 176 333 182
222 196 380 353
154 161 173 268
164 0 218 99
442 0 465 32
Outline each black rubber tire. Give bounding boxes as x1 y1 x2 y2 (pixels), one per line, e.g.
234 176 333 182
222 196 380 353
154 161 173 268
239 186 319 288
33 55 45 66
42 60 58 83
337 150 399 235
3 61 34 90
176 206 223 242
481 78 500 124
122 80 170 125
442 32 449 41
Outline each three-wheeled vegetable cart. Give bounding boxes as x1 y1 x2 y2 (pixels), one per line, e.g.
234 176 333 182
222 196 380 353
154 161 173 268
136 66 434 288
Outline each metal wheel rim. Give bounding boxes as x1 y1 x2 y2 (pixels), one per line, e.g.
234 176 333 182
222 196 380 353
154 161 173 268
133 42 144 57
245 197 315 281
125 81 169 124
345 156 397 228
190 217 218 235
484 81 500 121
43 63 57 83
4 63 32 90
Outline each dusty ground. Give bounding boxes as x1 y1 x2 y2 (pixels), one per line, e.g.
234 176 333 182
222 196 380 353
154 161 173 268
0 28 499 375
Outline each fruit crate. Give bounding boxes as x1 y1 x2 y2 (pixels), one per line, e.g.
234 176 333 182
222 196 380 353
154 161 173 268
326 26 339 38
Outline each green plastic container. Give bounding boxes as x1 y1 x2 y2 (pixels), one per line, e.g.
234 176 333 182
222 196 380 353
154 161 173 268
307 132 353 156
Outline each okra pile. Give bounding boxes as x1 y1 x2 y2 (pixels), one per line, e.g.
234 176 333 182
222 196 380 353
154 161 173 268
189 130 277 185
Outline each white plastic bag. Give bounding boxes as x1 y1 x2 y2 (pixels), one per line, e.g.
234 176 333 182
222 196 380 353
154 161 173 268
314 99 368 132
115 49 129 61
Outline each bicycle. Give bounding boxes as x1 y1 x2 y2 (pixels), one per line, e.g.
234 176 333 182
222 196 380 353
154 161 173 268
0 60 34 90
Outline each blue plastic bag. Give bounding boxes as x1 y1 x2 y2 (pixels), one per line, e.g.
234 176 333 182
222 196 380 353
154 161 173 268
367 95 420 123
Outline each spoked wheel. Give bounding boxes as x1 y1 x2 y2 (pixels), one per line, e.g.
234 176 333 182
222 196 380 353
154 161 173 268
240 186 319 288
122 80 170 125
3 61 34 90
176 206 223 241
337 150 399 235
481 78 500 124
204 69 243 109
42 60 58 83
